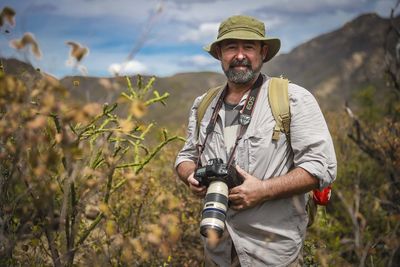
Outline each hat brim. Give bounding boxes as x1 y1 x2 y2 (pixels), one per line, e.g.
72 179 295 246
204 30 280 62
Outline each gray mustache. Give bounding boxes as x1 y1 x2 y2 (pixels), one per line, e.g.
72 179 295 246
230 59 251 68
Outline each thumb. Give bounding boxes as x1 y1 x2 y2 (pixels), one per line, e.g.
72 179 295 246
187 172 199 186
235 165 249 179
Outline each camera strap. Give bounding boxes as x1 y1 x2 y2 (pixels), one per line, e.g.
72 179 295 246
196 74 264 168
196 85 227 168
226 74 263 166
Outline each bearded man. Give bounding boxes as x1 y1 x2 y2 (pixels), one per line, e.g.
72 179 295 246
175 15 337 267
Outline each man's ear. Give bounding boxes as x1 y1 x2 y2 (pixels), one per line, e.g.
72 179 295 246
216 45 222 60
262 44 268 61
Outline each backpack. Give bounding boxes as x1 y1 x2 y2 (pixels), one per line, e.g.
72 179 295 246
195 77 331 226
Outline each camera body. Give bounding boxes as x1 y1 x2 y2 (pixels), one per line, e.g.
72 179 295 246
194 158 244 189
194 158 244 238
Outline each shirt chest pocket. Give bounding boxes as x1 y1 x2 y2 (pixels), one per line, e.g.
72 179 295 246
239 125 288 173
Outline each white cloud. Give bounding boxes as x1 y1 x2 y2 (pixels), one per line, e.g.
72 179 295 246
108 60 148 76
180 23 219 42
125 53 221 77
180 54 217 67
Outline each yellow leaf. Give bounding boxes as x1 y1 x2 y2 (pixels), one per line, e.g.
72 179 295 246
10 32 42 59
82 103 102 117
33 165 46 176
30 89 40 98
167 196 180 210
42 93 55 108
99 203 110 216
130 100 147 119
27 115 46 129
113 234 124 247
160 241 170 258
122 246 133 262
105 220 117 236
147 233 161 245
129 238 143 254
156 192 166 203
49 182 58 192
86 179 97 188
66 41 89 62
168 224 180 243
55 133 62 143
119 118 134 133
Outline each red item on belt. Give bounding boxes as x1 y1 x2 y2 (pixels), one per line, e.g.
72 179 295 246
312 185 332 206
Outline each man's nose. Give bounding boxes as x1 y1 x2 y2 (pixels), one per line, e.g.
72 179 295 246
235 46 246 61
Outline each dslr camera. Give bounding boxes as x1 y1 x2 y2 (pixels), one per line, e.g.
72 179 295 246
194 158 244 238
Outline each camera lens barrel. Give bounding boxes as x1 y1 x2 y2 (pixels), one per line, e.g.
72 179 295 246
200 180 229 238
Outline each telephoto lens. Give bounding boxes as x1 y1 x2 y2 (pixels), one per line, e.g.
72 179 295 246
200 180 229 238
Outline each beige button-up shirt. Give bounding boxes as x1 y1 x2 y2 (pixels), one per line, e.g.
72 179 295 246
175 75 337 267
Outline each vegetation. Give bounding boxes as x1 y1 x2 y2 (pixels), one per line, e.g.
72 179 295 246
305 5 400 266
0 70 202 266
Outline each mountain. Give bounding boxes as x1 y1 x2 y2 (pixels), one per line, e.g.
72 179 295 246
262 13 399 109
2 13 398 128
1 58 42 88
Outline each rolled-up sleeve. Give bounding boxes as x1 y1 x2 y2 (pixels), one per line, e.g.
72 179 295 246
174 95 204 169
289 85 337 189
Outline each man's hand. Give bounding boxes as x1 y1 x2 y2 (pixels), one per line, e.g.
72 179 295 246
228 165 266 210
187 172 207 198
176 161 206 198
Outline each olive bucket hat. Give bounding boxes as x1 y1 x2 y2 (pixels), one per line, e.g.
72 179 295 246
204 15 281 62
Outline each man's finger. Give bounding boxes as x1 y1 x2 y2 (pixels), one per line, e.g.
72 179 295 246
190 184 206 192
235 165 249 179
187 175 199 186
230 204 242 211
228 193 241 201
229 185 242 194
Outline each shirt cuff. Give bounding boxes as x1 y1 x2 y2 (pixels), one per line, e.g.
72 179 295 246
297 161 332 190
174 158 196 170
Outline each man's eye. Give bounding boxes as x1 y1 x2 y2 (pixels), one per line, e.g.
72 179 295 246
245 45 256 50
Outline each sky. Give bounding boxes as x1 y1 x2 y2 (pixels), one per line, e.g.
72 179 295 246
0 0 398 78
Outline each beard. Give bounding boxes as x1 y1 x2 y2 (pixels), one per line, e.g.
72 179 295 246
223 58 262 84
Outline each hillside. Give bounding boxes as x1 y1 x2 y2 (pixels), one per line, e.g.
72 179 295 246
1 58 42 88
59 72 226 126
263 13 399 109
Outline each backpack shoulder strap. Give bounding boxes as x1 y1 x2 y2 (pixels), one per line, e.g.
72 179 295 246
196 85 224 139
268 77 291 141
195 78 291 141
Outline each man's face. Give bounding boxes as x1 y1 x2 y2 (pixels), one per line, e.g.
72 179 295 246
218 39 268 84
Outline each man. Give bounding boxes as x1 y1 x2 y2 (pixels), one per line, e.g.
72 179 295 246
175 15 337 267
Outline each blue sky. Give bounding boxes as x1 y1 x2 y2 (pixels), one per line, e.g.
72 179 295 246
0 0 397 78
